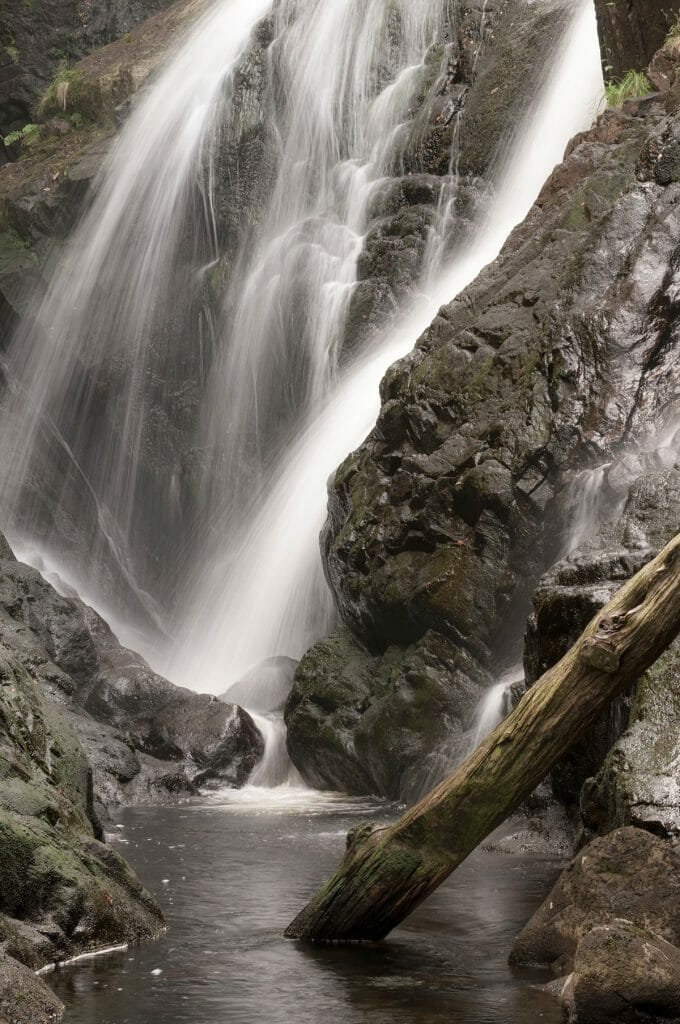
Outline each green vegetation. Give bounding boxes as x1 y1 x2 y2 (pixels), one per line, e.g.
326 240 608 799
2 122 39 147
37 66 81 117
667 16 680 43
605 70 652 108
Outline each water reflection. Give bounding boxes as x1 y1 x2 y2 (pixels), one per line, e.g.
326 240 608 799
52 798 563 1024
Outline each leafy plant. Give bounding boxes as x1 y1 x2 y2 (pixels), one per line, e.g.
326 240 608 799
605 70 652 108
2 122 39 147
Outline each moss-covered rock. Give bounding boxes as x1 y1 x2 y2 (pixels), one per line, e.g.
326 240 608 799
286 625 486 800
0 641 163 978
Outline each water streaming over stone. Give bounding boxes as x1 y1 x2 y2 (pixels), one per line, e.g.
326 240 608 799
0 0 604 786
0 0 273 643
173 0 605 699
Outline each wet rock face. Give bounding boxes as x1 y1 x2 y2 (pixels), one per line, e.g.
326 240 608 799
285 626 486 800
0 537 264 813
595 1 680 79
0 0 177 133
525 465 680 832
0 641 163 980
510 827 680 975
342 0 575 356
289 86 680 795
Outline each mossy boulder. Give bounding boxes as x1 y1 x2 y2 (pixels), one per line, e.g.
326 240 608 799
285 626 486 800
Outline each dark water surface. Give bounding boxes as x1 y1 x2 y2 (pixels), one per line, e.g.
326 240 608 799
52 789 563 1024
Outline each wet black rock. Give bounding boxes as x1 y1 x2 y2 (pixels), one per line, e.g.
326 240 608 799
293 69 680 801
342 0 575 356
286 626 486 800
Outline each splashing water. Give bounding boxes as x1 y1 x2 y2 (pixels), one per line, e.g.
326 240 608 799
470 666 524 753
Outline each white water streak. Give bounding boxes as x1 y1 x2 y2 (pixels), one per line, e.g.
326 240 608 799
171 0 604 693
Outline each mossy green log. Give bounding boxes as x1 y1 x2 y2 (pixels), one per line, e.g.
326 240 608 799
286 532 680 942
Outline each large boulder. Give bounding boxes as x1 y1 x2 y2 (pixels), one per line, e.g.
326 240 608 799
0 537 264 812
286 626 486 800
294 78 680 795
563 920 680 1024
510 827 680 975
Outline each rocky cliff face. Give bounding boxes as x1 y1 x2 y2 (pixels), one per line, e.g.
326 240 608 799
0 0 210 344
287 34 680 799
595 0 680 78
0 0 180 135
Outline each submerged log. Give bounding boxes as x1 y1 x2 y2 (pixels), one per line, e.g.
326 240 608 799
285 533 680 942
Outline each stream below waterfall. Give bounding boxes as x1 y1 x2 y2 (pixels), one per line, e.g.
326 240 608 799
50 793 563 1024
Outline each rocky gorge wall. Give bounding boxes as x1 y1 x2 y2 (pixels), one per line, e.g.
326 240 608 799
286 52 680 800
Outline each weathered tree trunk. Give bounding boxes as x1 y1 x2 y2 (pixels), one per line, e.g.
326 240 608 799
286 533 680 943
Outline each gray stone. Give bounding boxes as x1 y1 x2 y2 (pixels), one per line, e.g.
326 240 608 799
510 828 680 976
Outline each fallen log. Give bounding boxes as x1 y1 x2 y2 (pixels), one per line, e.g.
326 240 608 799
285 532 680 942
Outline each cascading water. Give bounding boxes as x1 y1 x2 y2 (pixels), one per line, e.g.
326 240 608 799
172 0 605 698
0 0 273 647
0 0 604 791
469 666 524 752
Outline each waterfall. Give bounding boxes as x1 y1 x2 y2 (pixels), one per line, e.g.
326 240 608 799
172 0 605 695
0 0 604 788
564 465 614 554
0 0 274 644
469 667 524 752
